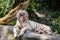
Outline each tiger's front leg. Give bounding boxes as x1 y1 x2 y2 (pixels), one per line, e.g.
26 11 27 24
19 26 32 37
13 26 22 40
19 27 28 37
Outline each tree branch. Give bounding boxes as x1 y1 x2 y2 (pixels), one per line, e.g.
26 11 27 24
0 1 30 24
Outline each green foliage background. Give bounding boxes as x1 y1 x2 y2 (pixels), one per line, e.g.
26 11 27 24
27 0 60 34
0 0 14 17
0 0 60 34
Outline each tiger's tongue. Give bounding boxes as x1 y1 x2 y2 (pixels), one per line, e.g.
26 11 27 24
20 16 24 21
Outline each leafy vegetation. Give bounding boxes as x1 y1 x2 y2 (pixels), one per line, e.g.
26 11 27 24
0 0 14 17
26 0 60 34
0 0 60 34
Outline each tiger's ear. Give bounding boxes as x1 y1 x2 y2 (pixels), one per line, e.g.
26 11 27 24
15 10 20 18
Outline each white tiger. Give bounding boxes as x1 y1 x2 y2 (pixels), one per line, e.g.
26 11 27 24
13 9 52 39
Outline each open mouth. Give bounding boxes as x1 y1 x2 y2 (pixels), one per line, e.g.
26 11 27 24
19 14 24 21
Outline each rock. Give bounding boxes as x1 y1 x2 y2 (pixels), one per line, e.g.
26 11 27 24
21 31 60 40
0 25 60 40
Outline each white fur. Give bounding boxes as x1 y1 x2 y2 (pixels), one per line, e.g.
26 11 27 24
13 9 52 38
